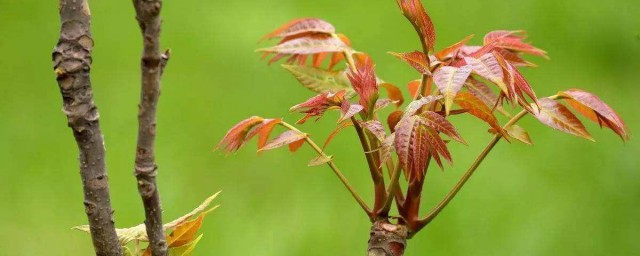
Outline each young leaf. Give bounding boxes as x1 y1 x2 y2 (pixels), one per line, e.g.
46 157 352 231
558 89 630 141
407 79 421 99
168 234 203 256
259 130 309 151
282 65 355 95
380 82 405 107
421 111 466 144
388 51 431 75
387 110 404 133
404 95 443 117
375 98 395 112
308 155 333 167
454 92 505 136
323 121 353 149
257 37 348 56
347 55 379 113
464 53 507 93
361 120 387 142
379 133 396 169
506 125 532 145
423 124 452 171
167 213 206 247
261 18 336 41
338 101 364 123
289 139 306 152
396 0 437 52
433 65 472 115
465 77 510 116
216 116 265 153
530 98 594 141
394 115 424 179
435 34 474 60
246 118 283 150
290 91 345 124
484 30 548 58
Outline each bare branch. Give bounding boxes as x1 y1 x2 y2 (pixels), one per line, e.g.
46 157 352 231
132 0 167 255
52 0 122 255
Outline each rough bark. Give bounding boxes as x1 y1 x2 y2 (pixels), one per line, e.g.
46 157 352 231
367 220 409 256
52 1 122 255
132 0 168 255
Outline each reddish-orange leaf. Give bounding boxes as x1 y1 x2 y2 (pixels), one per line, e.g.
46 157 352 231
288 139 306 152
380 82 405 107
387 110 404 133
394 115 424 179
379 133 396 169
167 213 205 247
464 77 510 116
559 89 630 141
259 130 308 151
389 51 431 75
375 98 395 112
530 98 593 141
323 121 353 149
290 91 345 124
261 18 336 42
421 111 466 144
216 116 264 153
454 92 505 136
506 125 532 145
433 65 473 115
423 124 452 171
494 48 535 67
246 118 283 150
407 80 421 99
435 34 475 60
396 0 437 52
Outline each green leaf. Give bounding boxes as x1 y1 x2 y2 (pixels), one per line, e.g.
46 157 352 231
282 65 355 95
168 234 204 256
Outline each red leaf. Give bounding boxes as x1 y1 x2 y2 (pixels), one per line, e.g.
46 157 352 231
433 65 472 115
454 92 506 136
464 77 510 116
435 34 474 60
338 101 364 123
347 55 379 112
361 120 387 142
290 91 345 124
216 116 264 153
421 111 466 144
404 95 443 117
559 89 630 141
380 83 405 107
261 18 336 42
379 134 396 169
464 53 507 93
375 98 395 112
396 0 437 52
387 110 404 133
530 98 593 141
395 115 451 180
389 51 431 75
484 30 547 58
260 130 308 151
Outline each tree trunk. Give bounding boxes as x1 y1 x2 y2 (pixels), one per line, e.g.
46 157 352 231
367 220 409 256
132 0 168 255
53 0 122 255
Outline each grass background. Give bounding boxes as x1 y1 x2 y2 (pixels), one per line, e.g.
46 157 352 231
0 0 638 255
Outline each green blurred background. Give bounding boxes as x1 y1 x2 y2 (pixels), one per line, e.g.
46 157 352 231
0 0 638 255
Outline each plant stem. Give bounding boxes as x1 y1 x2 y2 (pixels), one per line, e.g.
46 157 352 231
281 122 373 218
414 110 529 232
132 0 168 255
53 1 122 255
351 117 387 215
380 161 402 215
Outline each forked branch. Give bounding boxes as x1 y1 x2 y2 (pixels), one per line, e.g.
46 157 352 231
52 0 122 255
132 0 168 255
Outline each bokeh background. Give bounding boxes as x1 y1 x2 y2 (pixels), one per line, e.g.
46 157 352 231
0 0 638 255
